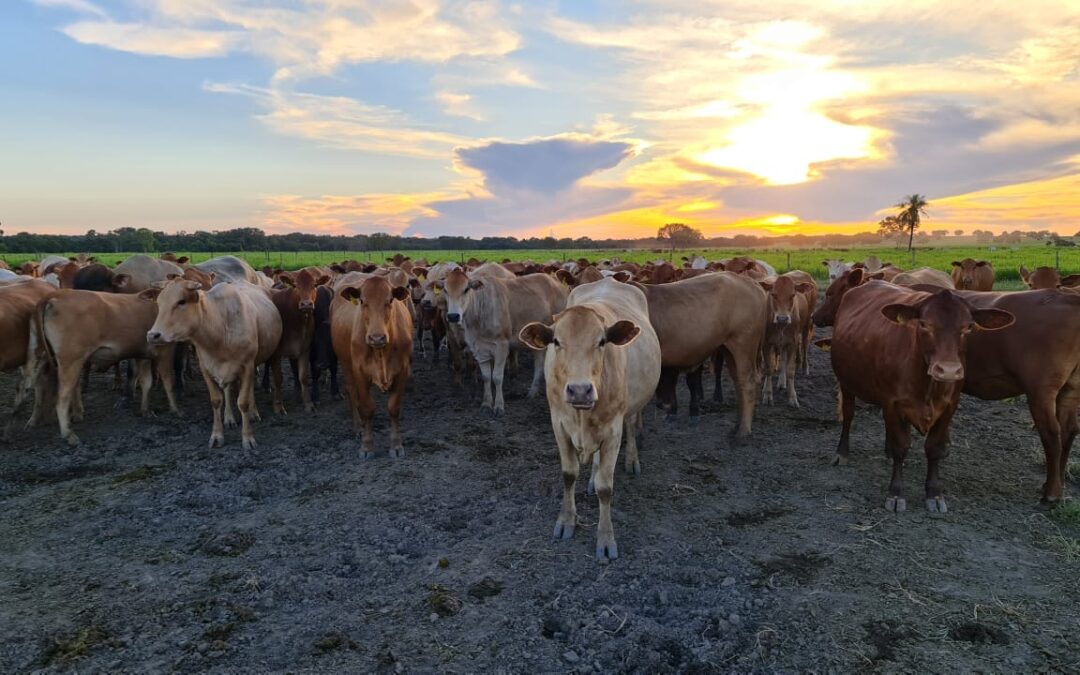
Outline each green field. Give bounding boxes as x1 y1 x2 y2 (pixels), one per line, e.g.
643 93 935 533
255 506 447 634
4 245 1078 285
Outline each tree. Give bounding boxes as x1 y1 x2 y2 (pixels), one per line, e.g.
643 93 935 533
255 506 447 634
877 215 905 248
931 229 949 238
895 194 929 251
953 229 964 237
657 223 703 255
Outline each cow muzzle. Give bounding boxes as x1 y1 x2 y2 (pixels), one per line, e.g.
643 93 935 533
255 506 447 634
928 360 964 382
366 333 388 348
146 330 168 345
447 312 460 323
565 382 597 410
299 300 315 311
773 313 791 326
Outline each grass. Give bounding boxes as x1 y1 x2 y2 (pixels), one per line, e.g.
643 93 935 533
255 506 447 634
1050 501 1080 527
3 244 1078 283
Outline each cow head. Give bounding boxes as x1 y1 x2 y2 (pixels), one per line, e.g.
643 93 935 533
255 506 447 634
279 269 326 312
881 290 1014 383
950 258 989 289
813 268 885 327
144 279 204 344
1018 264 1078 290
760 276 814 326
339 276 409 349
519 307 641 410
442 268 484 324
822 259 852 282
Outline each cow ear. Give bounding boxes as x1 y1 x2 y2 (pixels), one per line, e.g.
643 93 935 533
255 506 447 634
605 320 641 346
183 280 203 292
869 272 886 280
1060 274 1080 288
138 288 162 302
848 268 865 285
758 280 774 292
278 273 295 287
613 271 631 283
316 275 331 286
1018 264 1030 281
330 264 346 274
518 322 554 350
340 287 362 305
412 267 428 278
468 279 484 291
821 260 829 266
814 338 832 352
391 286 409 302
975 260 989 267
881 303 919 325
177 256 189 264
112 273 131 290
794 282 815 294
555 269 573 286
951 261 961 267
972 308 1015 331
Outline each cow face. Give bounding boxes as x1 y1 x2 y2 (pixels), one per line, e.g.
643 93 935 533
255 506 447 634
1019 264 1073 290
822 259 851 282
144 279 203 344
442 268 483 324
340 276 408 349
950 258 988 289
279 269 324 313
881 291 1015 383
519 307 640 410
813 268 887 327
761 276 813 326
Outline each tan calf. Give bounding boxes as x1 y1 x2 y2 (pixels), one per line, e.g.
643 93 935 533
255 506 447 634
330 276 414 458
760 275 814 408
520 278 661 561
145 279 282 449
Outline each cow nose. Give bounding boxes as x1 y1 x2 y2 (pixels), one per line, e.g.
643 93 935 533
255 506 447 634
422 300 433 309
774 314 791 325
928 361 964 382
299 300 314 311
367 333 388 347
147 331 162 343
565 382 596 408
447 312 460 323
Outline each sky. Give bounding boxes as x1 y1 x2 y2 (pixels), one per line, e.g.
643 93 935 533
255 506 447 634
3 0 1080 239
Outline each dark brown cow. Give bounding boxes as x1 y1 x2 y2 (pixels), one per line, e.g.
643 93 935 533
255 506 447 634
812 267 883 328
160 252 190 264
950 259 994 291
760 274 814 407
309 284 340 405
957 289 1080 503
829 282 1013 512
1018 265 1080 291
331 276 414 458
55 263 132 292
268 269 330 414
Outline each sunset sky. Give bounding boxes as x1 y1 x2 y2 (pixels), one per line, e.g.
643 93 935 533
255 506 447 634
4 1 1080 238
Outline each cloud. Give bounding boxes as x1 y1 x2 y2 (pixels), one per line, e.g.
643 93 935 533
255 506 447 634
435 91 484 121
62 21 245 58
455 136 637 193
261 191 455 235
31 0 106 17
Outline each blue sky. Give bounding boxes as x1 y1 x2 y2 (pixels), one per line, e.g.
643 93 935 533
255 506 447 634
3 0 1080 237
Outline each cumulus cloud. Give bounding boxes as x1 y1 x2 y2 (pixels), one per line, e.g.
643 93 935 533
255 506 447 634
63 21 246 58
455 136 637 193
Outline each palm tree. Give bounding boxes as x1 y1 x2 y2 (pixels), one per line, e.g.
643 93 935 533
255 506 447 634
896 194 929 252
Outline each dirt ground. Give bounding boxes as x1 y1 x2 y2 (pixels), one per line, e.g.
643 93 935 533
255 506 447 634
2 330 1080 674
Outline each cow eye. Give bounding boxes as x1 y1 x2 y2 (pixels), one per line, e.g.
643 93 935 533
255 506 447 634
598 337 607 348
176 299 186 307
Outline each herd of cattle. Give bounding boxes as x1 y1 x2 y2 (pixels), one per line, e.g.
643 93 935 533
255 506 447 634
1 251 1079 561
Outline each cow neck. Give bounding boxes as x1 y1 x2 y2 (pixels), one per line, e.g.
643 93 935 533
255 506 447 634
189 293 226 350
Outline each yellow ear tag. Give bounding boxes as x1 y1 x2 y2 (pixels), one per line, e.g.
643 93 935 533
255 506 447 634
434 286 441 296
350 297 359 305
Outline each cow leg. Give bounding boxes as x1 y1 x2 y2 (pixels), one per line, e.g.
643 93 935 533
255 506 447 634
760 345 774 406
329 357 341 401
687 366 703 423
623 411 643 476
725 343 758 439
202 366 226 448
297 351 314 413
237 364 259 450
527 348 545 399
289 357 301 397
270 356 287 416
834 387 855 466
136 359 154 416
657 367 678 419
1057 387 1080 497
784 344 799 409
883 407 911 512
553 429 578 540
353 377 376 459
156 349 182 416
477 357 495 412
712 349 725 404
924 406 956 513
55 357 87 446
802 327 813 375
310 360 323 407
594 427 622 562
492 344 509 416
387 375 406 459
72 370 85 422
172 343 187 393
1030 394 1065 503
260 362 271 392
223 384 238 428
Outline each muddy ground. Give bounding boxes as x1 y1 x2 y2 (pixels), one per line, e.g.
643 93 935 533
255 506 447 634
2 330 1079 674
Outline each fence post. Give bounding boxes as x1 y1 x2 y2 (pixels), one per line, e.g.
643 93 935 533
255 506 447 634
1056 247 1061 270
786 252 791 272
910 249 916 268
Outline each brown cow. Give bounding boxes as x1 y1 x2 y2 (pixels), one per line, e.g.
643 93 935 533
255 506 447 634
0 279 57 438
634 272 767 436
720 256 775 279
331 275 413 458
957 289 1080 504
145 279 282 449
160 252 190 264
829 282 1013 511
891 267 954 288
443 266 567 414
1018 265 1080 291
520 278 661 561
115 255 185 293
268 269 329 414
28 291 181 445
950 259 994 291
760 274 814 407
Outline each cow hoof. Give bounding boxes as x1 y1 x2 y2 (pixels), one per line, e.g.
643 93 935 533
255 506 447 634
527 388 540 399
625 459 641 476
664 413 677 423
242 437 257 450
596 539 618 563
172 409 185 418
360 450 375 460
492 408 505 418
831 454 849 466
274 406 287 416
64 433 81 447
885 496 907 512
224 418 237 429
788 399 800 409
553 519 575 540
926 497 948 514
389 446 406 459
208 434 224 449
689 416 700 426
